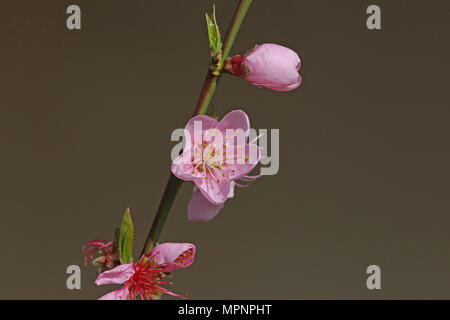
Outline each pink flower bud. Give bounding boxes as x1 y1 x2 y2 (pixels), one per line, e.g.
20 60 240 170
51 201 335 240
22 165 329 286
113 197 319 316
225 43 302 91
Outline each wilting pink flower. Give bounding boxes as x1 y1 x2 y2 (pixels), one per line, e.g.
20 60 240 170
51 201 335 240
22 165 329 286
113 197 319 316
95 243 196 300
83 239 119 272
225 43 301 91
171 110 261 221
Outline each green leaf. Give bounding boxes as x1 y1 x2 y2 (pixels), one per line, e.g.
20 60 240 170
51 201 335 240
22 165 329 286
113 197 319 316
114 228 120 244
118 207 134 264
205 4 222 58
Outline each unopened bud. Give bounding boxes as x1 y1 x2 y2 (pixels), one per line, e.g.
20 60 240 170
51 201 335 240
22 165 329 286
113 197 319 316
225 43 302 92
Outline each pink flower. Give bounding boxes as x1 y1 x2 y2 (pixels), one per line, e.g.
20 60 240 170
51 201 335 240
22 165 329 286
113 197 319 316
171 110 261 221
95 243 196 300
225 43 301 91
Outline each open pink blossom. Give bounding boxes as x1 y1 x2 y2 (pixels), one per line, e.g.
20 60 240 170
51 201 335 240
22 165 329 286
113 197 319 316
171 110 261 220
225 43 301 91
95 242 195 300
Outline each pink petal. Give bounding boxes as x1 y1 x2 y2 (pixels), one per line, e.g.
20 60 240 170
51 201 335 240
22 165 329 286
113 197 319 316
184 115 218 146
216 110 250 136
172 115 220 181
95 263 134 286
151 243 196 272
227 144 261 180
188 188 224 222
171 153 195 181
98 286 130 300
187 183 235 222
194 176 230 205
265 75 302 91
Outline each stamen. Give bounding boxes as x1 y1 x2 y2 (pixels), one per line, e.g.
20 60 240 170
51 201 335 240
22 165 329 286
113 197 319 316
235 182 249 188
124 256 186 300
82 239 114 266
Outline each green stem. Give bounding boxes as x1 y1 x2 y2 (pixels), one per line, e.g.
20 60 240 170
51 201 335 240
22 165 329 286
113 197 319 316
192 71 219 117
141 0 253 256
220 0 253 67
141 174 183 255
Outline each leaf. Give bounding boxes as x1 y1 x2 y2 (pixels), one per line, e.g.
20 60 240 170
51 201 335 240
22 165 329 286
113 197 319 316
114 228 120 244
118 207 134 264
205 4 222 58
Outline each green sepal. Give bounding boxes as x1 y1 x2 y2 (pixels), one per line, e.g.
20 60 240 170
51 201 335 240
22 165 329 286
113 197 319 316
118 207 135 264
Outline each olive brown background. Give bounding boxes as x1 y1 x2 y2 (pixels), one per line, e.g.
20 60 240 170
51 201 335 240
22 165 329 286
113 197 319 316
0 0 449 299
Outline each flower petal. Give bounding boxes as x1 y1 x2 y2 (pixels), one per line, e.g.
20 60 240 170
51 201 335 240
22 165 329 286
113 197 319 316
187 183 235 222
216 110 250 136
95 263 134 286
264 75 302 92
171 153 195 181
98 286 130 300
194 176 230 205
188 188 224 222
151 243 196 272
185 115 218 146
172 115 220 181
227 144 261 180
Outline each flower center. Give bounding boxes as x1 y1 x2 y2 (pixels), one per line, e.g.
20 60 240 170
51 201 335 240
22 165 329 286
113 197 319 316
125 259 181 300
192 139 228 183
190 129 252 185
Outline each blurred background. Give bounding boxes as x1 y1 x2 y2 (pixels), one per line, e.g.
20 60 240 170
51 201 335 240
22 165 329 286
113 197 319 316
0 0 449 299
